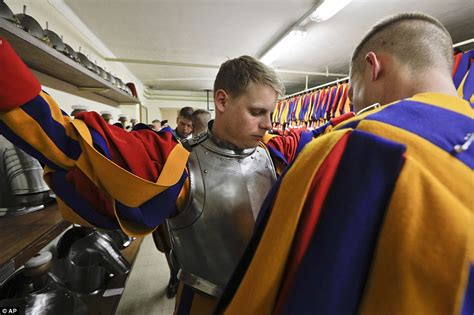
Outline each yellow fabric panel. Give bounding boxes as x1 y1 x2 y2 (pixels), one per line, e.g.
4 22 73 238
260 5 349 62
359 155 474 315
357 119 473 204
70 119 189 207
304 93 313 122
294 97 302 122
409 92 473 118
281 101 289 124
225 129 351 315
263 132 277 143
0 108 76 169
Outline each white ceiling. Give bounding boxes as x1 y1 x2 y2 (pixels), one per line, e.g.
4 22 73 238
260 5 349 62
64 0 474 95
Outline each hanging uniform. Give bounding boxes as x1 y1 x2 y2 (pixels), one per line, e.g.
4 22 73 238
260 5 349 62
217 92 474 315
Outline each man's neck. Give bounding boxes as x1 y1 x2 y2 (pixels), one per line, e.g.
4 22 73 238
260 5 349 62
210 119 232 145
384 70 458 103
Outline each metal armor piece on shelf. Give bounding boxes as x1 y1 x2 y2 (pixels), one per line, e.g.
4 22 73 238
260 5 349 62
63 43 81 62
0 135 52 217
56 226 91 259
96 66 108 80
44 29 67 53
14 14 49 43
75 52 95 72
167 131 277 297
115 77 126 90
50 231 130 295
0 1 21 26
89 62 101 76
106 72 117 85
98 230 134 250
0 269 88 315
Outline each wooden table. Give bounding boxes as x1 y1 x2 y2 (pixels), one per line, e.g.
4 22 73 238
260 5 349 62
0 203 71 281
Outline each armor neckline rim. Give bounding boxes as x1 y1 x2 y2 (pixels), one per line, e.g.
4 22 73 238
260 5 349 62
205 125 257 157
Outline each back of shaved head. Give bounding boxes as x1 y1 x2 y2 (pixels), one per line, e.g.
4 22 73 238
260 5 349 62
350 12 453 79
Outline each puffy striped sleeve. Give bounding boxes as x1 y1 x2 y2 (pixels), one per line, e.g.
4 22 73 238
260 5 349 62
0 38 189 236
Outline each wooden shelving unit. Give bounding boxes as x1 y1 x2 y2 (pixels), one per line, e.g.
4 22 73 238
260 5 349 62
0 203 71 282
0 19 138 105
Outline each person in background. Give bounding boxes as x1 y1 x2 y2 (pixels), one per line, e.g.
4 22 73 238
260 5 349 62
118 115 128 128
151 119 161 131
100 111 113 124
70 105 88 118
191 109 212 137
160 120 169 128
173 107 193 141
130 118 137 129
113 122 124 129
217 12 474 315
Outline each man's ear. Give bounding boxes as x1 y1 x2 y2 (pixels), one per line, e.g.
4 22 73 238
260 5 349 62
365 52 382 81
214 89 229 113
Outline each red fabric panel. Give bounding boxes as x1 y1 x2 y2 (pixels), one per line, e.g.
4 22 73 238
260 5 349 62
0 38 41 110
76 111 178 182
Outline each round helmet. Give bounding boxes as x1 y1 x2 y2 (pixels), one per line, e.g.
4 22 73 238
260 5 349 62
15 14 49 43
97 66 108 80
75 51 95 71
106 72 117 85
44 29 66 53
63 43 80 62
0 1 21 26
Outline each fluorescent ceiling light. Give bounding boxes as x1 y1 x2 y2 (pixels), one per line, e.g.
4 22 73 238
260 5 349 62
261 29 307 65
309 0 352 23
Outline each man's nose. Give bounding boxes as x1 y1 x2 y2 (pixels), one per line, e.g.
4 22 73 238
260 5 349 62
260 116 272 131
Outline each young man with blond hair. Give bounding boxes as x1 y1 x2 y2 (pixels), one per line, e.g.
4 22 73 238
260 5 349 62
0 45 330 313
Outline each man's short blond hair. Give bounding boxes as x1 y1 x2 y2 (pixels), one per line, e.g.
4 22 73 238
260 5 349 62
350 12 453 78
214 55 285 98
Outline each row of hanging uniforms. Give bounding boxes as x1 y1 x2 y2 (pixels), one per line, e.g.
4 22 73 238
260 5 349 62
453 49 473 102
272 83 353 130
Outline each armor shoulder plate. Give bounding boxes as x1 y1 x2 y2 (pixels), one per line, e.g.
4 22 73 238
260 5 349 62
181 133 208 152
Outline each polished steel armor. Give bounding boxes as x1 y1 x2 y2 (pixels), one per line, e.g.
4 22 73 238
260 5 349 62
166 131 277 297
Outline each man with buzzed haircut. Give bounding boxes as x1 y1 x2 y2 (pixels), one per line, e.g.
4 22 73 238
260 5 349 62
191 109 212 137
218 12 473 315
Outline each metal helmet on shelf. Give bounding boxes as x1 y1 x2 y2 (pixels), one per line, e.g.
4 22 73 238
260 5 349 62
44 28 67 54
0 1 21 27
15 11 49 44
62 43 80 62
76 51 95 72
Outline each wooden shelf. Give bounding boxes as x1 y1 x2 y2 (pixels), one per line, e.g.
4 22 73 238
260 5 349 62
0 203 71 281
81 237 144 315
0 19 138 104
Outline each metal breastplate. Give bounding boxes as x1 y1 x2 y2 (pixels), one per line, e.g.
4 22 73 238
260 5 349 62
166 134 276 297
